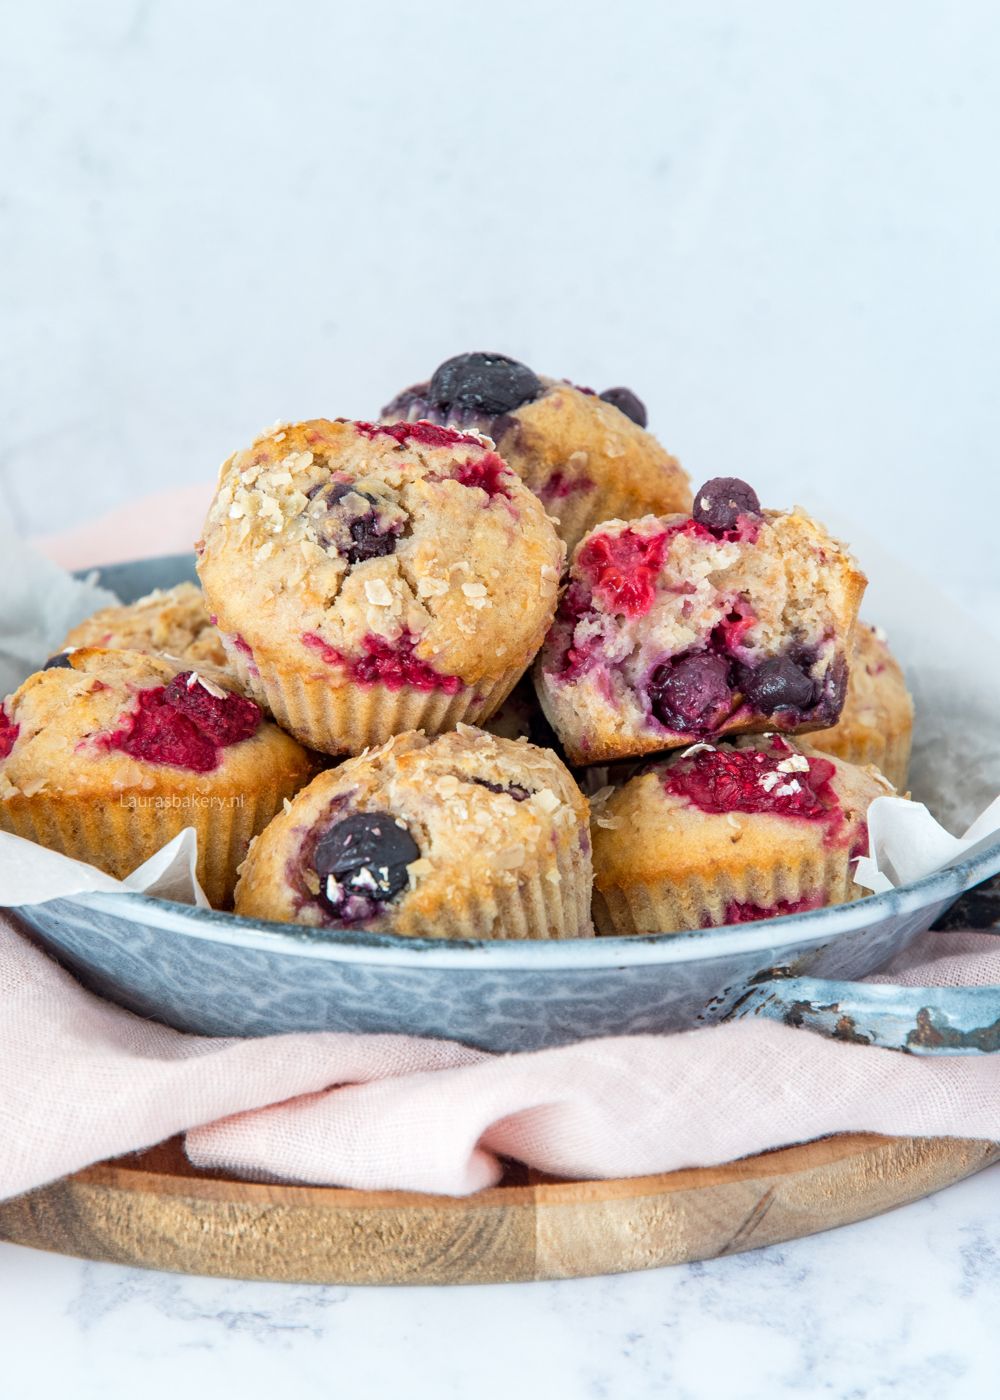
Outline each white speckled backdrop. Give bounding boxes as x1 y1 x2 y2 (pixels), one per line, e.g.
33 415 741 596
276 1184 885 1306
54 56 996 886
3 4 999 1396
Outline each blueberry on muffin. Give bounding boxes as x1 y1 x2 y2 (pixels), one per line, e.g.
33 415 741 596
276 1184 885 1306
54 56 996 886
535 478 867 764
235 727 593 939
196 418 564 756
807 622 914 790
0 649 313 907
381 352 691 551
62 582 228 668
591 734 895 935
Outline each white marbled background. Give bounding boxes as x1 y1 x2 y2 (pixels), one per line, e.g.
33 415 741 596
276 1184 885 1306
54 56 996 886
2 2 999 1396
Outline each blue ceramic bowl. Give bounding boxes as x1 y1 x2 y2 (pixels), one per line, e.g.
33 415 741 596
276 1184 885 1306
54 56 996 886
14 555 1000 1054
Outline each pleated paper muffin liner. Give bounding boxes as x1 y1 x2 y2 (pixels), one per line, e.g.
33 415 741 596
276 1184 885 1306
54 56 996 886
0 775 304 910
593 848 859 937
222 643 533 757
392 826 594 941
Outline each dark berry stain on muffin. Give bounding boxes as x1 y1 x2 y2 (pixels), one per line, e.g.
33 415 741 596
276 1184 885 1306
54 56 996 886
0 705 20 760
662 737 840 827
312 810 421 922
599 387 648 428
471 778 531 802
98 672 261 772
537 470 594 504
429 353 543 417
302 630 464 694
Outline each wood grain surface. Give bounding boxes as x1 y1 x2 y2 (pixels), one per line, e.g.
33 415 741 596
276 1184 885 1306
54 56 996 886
2 1134 997 1286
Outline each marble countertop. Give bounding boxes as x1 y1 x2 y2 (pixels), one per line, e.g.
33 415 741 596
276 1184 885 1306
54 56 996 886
5 1164 1000 1399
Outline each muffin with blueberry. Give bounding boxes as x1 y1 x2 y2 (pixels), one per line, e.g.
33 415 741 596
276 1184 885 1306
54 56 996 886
197 418 563 756
591 734 894 935
381 352 691 551
0 649 313 907
807 622 913 790
535 478 867 765
235 727 593 940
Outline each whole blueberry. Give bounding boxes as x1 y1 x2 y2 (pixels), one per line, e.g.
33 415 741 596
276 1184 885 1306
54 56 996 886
742 656 816 714
599 387 647 428
648 652 733 734
429 352 542 416
313 811 420 912
43 652 76 670
692 478 761 532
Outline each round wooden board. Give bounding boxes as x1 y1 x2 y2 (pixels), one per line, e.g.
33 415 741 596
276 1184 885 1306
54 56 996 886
1 1134 998 1285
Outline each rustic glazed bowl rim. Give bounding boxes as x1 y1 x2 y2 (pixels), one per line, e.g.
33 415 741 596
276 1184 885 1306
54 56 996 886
71 832 1000 970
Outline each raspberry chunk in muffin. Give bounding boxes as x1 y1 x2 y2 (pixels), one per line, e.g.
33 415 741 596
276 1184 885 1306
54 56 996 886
535 479 867 765
380 352 691 551
591 735 895 935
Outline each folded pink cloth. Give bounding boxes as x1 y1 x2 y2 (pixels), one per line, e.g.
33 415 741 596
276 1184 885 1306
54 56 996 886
1 486 995 1203
3 914 1000 1202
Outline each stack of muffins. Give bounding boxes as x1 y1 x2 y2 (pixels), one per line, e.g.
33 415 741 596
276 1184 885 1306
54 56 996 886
0 351 914 938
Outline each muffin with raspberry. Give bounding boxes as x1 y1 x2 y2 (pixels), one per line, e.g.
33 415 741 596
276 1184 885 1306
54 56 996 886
535 478 867 765
61 582 228 668
591 734 895 935
381 351 691 551
807 622 913 790
197 419 563 756
235 727 593 940
0 649 313 907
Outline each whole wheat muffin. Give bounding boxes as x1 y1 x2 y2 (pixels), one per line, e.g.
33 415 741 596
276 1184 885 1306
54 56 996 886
535 477 867 765
807 622 914 789
62 582 228 668
0 649 313 907
235 727 593 939
591 734 895 935
381 351 692 551
197 419 563 756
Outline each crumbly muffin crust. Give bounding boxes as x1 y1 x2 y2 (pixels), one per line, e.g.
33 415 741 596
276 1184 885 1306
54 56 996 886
235 727 593 940
382 355 692 551
197 419 564 753
808 622 914 790
62 582 228 668
0 648 313 906
591 734 894 934
535 482 867 765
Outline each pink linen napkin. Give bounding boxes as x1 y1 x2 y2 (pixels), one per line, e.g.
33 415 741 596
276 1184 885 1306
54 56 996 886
2 914 1000 1201
1 485 996 1203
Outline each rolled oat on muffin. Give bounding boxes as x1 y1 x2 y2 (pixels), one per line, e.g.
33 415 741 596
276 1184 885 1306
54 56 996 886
0 648 313 908
535 477 867 765
381 351 692 552
197 418 564 756
590 734 895 935
235 727 593 940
